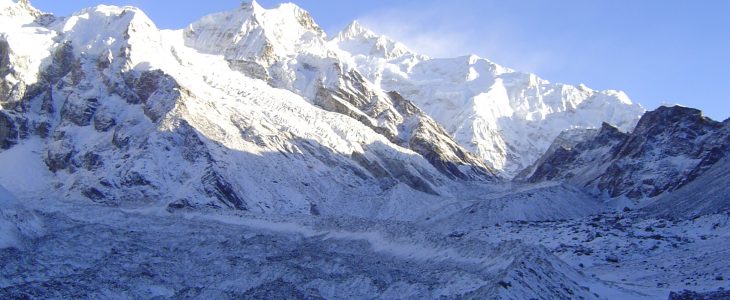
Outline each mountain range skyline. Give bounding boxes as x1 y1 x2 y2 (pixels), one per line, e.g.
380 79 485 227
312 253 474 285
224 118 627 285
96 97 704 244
28 0 730 121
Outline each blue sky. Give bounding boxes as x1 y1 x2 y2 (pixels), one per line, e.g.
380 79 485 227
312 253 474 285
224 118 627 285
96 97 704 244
30 0 730 120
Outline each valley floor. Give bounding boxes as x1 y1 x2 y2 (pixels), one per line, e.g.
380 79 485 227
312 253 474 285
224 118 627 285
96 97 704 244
468 212 730 297
2 193 729 299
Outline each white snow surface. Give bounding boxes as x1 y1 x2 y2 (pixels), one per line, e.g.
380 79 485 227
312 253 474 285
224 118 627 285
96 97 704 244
181 1 645 178
1 1 460 219
332 26 645 177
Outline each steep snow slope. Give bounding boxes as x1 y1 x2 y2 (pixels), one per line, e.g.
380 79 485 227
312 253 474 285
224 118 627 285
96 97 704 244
0 0 55 112
333 22 645 177
183 2 494 181
525 106 730 203
0 2 472 220
642 155 730 218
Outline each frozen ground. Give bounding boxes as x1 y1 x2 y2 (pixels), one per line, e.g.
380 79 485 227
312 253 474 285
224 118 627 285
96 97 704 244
460 211 730 298
2 189 728 299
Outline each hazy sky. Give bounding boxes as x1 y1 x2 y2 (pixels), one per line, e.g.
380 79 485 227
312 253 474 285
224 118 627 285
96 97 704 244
30 0 730 120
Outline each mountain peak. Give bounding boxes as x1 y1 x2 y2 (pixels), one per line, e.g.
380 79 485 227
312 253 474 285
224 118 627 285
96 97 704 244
184 1 329 64
336 20 377 41
240 0 256 9
254 1 324 36
634 105 708 132
56 4 160 62
1 0 42 18
333 21 416 60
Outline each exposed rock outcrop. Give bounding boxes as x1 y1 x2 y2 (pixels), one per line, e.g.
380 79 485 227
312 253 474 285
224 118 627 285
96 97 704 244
525 106 730 200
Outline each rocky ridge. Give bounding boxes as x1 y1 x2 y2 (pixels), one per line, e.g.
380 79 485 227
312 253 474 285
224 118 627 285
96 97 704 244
524 105 730 202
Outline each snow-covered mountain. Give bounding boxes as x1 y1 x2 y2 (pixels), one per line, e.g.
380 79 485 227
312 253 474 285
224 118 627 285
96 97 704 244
332 21 646 177
180 1 645 178
1 0 728 298
523 105 730 204
0 0 648 213
183 2 493 181
0 0 498 219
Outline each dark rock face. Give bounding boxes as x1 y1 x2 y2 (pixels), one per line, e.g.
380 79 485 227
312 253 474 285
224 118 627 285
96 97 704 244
351 150 438 195
528 147 578 181
123 70 181 122
173 120 212 163
93 110 116 132
526 123 627 183
202 168 248 210
35 121 51 138
390 91 494 181
0 38 24 111
81 187 106 201
0 39 10 79
45 145 75 173
61 97 99 126
78 152 103 171
0 111 19 150
526 106 730 200
351 152 391 180
121 171 150 187
227 59 270 80
514 127 599 181
111 127 130 150
42 42 76 85
310 66 495 182
314 83 379 134
596 106 728 198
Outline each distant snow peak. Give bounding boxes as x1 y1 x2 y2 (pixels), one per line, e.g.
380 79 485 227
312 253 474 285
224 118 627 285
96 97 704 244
333 20 416 60
351 48 645 177
0 0 40 18
322 13 645 177
56 4 161 67
185 0 330 66
337 20 376 40
265 1 325 35
0 0 645 204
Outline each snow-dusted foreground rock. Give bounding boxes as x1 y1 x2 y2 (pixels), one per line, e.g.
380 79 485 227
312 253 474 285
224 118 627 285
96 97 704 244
0 185 43 249
462 210 730 299
0 197 644 299
3 190 728 299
